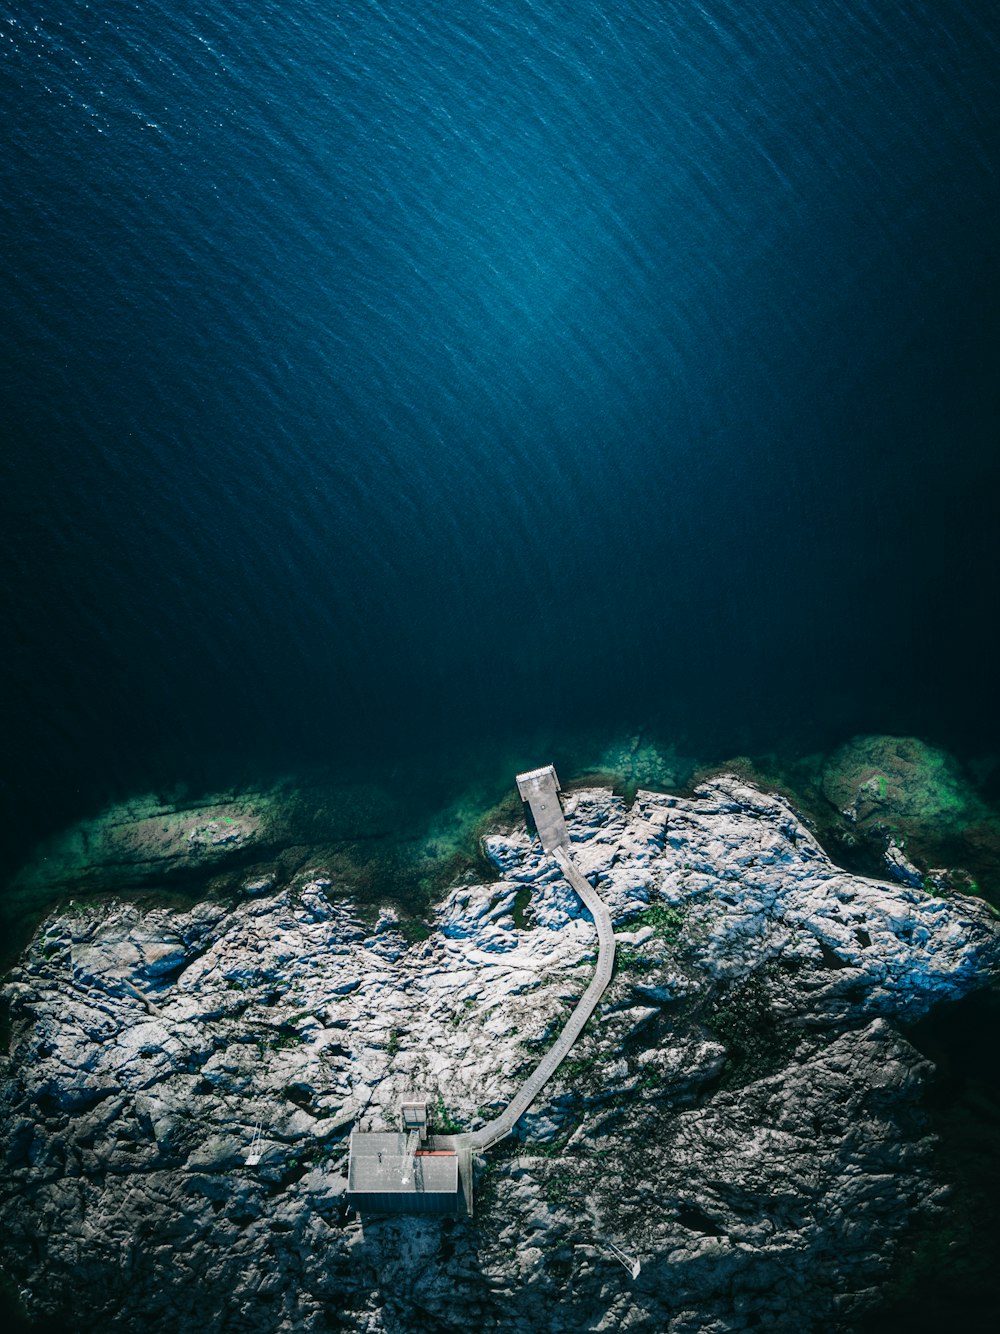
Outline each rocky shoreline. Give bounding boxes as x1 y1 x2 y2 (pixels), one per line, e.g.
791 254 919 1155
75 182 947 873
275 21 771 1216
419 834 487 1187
1 775 998 1332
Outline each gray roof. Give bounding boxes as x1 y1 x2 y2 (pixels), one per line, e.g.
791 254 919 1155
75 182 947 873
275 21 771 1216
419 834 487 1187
348 1132 459 1195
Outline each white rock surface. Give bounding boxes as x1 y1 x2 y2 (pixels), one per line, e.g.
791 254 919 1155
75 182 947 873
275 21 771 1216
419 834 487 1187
1 777 997 1333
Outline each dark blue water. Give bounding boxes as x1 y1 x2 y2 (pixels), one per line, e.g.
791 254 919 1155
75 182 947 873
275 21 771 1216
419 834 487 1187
2 0 999 861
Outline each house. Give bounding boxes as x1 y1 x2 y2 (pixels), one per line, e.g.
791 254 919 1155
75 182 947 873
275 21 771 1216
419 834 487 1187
347 1096 467 1216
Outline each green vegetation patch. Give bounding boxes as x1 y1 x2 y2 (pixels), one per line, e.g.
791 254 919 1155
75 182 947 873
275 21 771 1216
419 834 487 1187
631 903 686 944
614 903 687 978
707 971 797 1088
542 1168 576 1206
511 885 532 930
616 945 655 973
397 917 431 944
561 1055 596 1081
432 1095 464 1135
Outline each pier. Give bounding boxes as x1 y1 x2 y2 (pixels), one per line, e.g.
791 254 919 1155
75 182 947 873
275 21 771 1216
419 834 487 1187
348 764 617 1213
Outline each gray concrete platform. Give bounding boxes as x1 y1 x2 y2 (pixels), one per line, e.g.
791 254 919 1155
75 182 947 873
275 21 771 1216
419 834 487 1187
516 764 569 853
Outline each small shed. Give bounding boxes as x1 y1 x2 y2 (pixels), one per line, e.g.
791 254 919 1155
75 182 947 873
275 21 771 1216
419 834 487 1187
347 1132 462 1216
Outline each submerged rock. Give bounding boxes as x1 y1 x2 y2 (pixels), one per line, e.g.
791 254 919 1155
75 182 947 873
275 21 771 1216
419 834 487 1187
818 735 1000 903
0 777 997 1332
884 838 924 888
820 734 984 838
594 734 698 794
9 790 290 897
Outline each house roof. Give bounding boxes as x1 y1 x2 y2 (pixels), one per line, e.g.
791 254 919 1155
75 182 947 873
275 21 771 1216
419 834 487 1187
347 1132 459 1195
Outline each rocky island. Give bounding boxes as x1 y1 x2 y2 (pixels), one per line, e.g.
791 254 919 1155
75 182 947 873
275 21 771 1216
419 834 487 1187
1 772 998 1332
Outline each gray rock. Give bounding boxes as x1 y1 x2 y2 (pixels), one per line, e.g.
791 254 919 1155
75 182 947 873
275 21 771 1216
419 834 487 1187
242 873 276 897
883 839 924 888
0 777 997 1333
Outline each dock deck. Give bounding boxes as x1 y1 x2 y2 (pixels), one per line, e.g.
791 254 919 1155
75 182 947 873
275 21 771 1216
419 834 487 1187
515 764 569 853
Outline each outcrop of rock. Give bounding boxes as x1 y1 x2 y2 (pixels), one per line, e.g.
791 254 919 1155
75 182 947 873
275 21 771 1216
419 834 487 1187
819 735 1000 899
1 776 997 1333
4 776 512 938
820 735 985 840
2 778 439 949
11 792 289 896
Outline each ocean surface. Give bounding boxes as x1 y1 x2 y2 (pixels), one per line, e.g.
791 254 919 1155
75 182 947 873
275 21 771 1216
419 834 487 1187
3 0 999 868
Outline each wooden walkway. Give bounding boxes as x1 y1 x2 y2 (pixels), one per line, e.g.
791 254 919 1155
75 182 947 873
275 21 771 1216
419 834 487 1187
464 768 616 1152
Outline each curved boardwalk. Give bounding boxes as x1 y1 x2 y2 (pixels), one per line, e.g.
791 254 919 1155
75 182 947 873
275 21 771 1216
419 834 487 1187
465 772 616 1152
